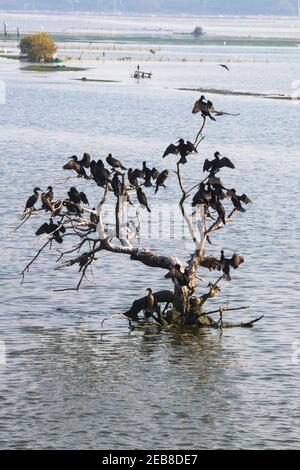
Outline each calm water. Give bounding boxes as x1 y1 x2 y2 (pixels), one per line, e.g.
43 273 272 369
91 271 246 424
0 37 300 449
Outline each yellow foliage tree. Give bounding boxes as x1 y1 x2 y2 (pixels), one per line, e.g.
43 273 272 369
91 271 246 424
19 33 57 62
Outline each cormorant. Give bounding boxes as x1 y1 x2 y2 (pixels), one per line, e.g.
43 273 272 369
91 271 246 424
165 264 190 288
111 173 121 195
127 168 139 188
90 160 111 187
192 95 216 121
192 182 212 206
143 161 153 187
155 169 169 193
24 187 41 212
144 288 157 318
200 251 244 281
78 152 91 168
106 153 127 171
227 189 252 212
68 186 89 205
203 152 235 174
41 186 54 212
137 187 151 212
35 218 65 243
163 139 198 164
210 194 226 225
220 250 244 281
151 167 160 180
90 208 99 228
63 155 89 179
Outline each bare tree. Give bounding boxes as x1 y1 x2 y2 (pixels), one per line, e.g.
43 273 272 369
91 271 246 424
19 96 263 330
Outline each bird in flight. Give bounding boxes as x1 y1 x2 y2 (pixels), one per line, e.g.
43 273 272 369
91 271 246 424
218 64 230 71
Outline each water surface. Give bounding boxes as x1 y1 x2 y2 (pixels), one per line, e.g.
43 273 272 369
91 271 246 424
0 35 300 450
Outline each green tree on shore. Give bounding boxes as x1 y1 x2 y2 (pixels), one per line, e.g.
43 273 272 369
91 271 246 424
19 33 57 62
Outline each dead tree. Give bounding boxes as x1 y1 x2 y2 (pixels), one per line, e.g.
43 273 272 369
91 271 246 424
19 97 263 330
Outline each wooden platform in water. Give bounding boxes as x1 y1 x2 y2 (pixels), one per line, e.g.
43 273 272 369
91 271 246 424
132 70 152 79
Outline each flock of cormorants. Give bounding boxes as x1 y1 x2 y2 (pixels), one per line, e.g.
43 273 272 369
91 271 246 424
23 94 249 319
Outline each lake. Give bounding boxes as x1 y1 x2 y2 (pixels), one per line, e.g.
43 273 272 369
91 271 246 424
0 17 300 449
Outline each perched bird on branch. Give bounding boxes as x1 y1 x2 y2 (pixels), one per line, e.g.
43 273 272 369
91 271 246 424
165 264 191 289
200 251 244 281
90 160 111 187
63 155 89 179
220 250 244 281
193 95 239 119
210 194 226 225
41 186 54 212
155 169 169 193
35 218 65 243
106 153 127 171
192 183 212 206
127 168 140 188
151 167 160 180
203 152 235 175
24 187 41 212
143 161 153 187
68 186 89 205
192 95 216 121
111 173 121 195
163 138 198 164
144 288 157 318
90 208 99 229
137 187 151 212
227 189 252 213
78 152 91 169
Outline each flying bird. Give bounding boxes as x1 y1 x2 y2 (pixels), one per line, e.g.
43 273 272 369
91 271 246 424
219 64 230 71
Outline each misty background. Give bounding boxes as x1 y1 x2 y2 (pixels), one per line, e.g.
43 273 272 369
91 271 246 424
0 0 299 15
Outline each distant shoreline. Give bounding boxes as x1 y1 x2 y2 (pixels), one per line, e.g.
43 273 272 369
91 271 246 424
1 34 300 48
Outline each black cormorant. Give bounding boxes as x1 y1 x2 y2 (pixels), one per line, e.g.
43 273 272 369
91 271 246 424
155 169 169 193
24 187 41 212
137 187 151 212
106 153 127 170
203 152 235 174
163 139 198 164
41 186 54 212
143 161 153 187
192 95 216 121
227 189 252 212
35 218 65 243
63 155 89 178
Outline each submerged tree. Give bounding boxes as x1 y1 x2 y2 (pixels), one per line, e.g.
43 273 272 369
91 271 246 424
19 33 57 62
19 95 263 330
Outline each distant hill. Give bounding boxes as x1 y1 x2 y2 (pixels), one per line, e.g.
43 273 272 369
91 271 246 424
0 0 298 16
